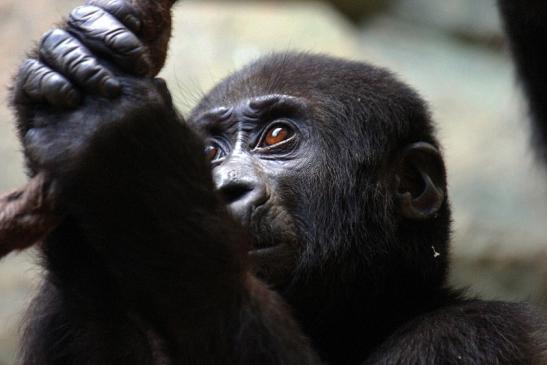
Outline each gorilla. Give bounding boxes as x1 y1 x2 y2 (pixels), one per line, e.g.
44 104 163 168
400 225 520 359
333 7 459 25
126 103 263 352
8 0 547 364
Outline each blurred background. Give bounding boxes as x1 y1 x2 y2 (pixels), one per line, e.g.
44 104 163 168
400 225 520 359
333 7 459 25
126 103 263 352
0 0 546 363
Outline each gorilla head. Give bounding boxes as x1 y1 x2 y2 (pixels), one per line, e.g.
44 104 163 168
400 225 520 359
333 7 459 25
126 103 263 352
188 54 450 354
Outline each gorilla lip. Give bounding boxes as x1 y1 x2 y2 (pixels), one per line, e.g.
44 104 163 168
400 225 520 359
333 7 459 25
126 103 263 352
248 243 286 256
248 240 284 255
247 203 275 249
245 203 284 252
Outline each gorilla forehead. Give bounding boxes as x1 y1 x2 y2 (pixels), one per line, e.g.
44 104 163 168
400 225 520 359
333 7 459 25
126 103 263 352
194 52 396 105
190 52 439 159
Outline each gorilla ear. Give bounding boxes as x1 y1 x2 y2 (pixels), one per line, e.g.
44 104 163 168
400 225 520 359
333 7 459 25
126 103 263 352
394 142 446 220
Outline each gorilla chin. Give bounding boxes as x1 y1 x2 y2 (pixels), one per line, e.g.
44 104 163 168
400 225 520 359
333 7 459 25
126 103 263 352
245 199 301 286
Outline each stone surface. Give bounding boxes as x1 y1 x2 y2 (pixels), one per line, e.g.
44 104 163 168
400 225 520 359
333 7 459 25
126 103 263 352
392 0 502 42
225 0 388 22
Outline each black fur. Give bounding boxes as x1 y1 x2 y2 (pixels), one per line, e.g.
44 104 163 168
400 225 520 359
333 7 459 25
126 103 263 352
7 1 547 364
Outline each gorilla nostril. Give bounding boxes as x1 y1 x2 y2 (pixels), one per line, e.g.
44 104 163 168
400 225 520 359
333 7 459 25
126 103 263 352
220 183 253 205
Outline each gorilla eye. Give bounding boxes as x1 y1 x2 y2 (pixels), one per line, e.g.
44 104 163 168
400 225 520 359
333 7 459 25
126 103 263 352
261 125 293 147
205 144 223 162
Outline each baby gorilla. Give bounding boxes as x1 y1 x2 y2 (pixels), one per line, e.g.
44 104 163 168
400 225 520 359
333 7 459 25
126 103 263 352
10 1 547 364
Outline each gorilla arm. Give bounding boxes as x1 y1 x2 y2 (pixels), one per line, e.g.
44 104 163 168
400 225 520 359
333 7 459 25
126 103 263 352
10 2 319 364
44 78 317 364
498 0 547 163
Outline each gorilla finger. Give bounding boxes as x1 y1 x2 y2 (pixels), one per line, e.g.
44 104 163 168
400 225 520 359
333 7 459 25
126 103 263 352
68 5 151 75
40 29 121 98
20 59 80 108
85 0 141 34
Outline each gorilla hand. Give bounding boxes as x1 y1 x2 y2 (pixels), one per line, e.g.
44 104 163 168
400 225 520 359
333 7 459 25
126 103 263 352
10 0 172 176
14 0 149 109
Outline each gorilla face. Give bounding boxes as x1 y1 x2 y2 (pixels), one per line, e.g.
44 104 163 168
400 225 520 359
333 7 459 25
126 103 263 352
189 94 316 285
189 53 449 291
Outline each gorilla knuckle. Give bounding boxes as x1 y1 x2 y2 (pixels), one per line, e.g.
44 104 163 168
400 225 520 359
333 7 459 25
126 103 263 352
20 60 50 99
40 29 75 62
67 4 146 74
104 28 142 57
103 28 149 74
19 59 41 81
71 57 100 79
69 5 103 25
68 6 116 42
44 72 67 92
88 0 129 14
87 0 141 33
40 28 68 47
42 73 79 107
39 30 56 49
18 58 79 108
75 59 120 97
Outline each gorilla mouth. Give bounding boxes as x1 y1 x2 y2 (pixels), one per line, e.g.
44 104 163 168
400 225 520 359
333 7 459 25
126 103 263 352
249 244 286 256
248 204 280 251
247 203 298 253
246 205 299 286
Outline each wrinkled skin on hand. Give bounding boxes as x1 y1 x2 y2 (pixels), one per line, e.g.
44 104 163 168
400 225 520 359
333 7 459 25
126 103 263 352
11 0 163 176
13 1 150 109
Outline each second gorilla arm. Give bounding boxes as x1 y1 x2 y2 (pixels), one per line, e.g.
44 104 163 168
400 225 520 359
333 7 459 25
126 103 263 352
498 0 547 162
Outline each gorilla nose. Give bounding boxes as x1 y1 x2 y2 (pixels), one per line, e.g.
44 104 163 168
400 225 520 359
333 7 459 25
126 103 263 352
220 182 254 205
217 179 268 225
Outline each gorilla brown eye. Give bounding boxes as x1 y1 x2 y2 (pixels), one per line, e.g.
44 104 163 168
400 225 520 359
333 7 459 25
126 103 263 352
262 125 293 147
205 144 221 162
